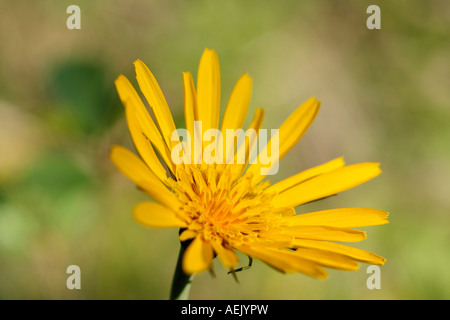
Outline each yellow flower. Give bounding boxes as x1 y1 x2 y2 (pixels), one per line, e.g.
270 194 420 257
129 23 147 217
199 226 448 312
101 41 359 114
111 48 388 278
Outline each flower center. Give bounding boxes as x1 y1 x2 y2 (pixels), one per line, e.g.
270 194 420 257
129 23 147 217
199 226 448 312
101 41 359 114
169 164 276 245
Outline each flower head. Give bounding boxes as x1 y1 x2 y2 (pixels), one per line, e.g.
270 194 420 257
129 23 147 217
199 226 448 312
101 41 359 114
111 48 388 278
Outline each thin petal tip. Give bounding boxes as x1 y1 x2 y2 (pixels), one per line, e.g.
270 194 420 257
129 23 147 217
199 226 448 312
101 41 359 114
109 144 125 160
114 74 126 83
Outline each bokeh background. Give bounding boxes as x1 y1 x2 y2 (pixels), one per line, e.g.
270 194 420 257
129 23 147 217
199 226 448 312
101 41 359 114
1 0 449 300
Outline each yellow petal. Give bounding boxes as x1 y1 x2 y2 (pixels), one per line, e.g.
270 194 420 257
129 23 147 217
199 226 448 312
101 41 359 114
110 145 180 212
292 239 386 265
246 97 320 184
124 102 170 182
183 72 197 147
196 48 220 135
283 225 367 242
256 233 293 247
267 157 345 194
211 240 239 269
115 75 175 177
272 162 382 208
230 108 264 176
237 244 327 278
179 229 197 242
276 97 321 159
110 145 158 184
182 236 214 274
283 207 389 228
219 74 253 164
134 202 187 228
220 73 252 132
137 180 180 213
294 247 360 271
134 60 178 149
183 72 196 135
183 72 202 163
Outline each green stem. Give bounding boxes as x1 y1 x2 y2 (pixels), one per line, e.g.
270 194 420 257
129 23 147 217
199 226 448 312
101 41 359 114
170 244 194 300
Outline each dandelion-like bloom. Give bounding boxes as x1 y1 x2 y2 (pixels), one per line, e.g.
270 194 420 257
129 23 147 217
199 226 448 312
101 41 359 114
111 48 388 281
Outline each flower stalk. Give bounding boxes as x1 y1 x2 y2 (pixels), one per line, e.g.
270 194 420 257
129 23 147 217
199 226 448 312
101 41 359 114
170 244 194 300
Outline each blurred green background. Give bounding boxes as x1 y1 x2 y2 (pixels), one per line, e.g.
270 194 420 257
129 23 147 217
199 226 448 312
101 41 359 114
0 0 449 300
